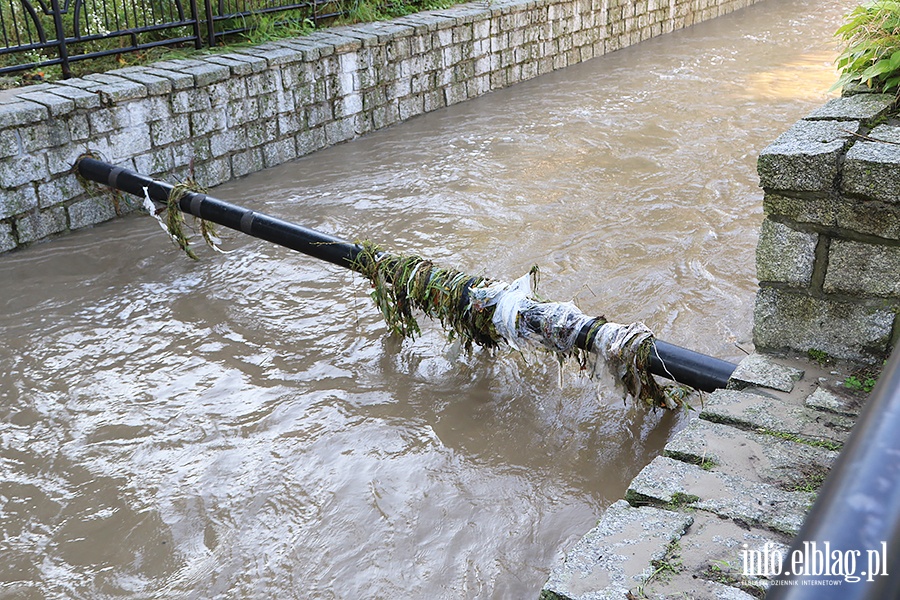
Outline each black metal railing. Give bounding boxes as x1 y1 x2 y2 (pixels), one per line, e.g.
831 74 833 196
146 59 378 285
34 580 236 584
0 0 350 78
202 0 346 47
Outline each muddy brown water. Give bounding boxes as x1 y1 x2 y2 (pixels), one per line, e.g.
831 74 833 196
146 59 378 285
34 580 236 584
0 1 849 597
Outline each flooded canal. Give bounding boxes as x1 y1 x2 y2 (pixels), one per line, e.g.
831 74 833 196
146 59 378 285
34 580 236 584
1 0 847 597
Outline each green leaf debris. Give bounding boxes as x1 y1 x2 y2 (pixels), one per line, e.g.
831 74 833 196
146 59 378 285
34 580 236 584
354 241 693 410
142 181 228 259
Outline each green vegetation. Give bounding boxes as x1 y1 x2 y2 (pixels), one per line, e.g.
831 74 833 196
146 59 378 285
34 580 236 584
843 360 885 393
834 1 900 94
648 539 683 580
344 0 460 21
667 492 700 509
352 241 498 347
663 450 717 471
353 245 695 410
844 374 877 392
75 151 223 259
758 429 843 452
238 11 318 46
787 469 829 494
698 457 716 471
806 348 830 366
73 151 132 215
630 540 684 598
703 559 766 599
160 181 226 260
0 0 465 87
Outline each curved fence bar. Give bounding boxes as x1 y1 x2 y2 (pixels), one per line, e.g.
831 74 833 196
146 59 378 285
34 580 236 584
767 346 900 599
75 156 737 392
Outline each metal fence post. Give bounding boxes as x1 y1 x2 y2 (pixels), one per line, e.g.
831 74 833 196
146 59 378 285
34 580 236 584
188 0 203 49
48 0 70 78
204 0 215 46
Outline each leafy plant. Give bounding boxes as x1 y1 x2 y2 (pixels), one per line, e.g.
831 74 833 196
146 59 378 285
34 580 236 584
844 374 877 392
807 348 830 366
834 1 900 94
338 0 459 23
699 457 716 471
843 360 884 393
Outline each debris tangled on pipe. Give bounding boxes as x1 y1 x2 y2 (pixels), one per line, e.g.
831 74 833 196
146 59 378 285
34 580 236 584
354 242 692 410
141 183 227 259
74 151 132 216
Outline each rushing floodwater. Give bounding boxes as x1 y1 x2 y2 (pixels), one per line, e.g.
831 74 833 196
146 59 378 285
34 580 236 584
1 1 848 597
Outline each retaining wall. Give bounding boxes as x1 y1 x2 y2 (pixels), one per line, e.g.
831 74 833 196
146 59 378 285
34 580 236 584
0 0 762 252
755 91 900 363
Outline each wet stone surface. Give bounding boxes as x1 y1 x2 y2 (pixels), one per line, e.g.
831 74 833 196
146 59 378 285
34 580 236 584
541 353 867 599
541 500 693 600
804 93 895 122
804 386 861 417
728 352 804 392
757 120 859 192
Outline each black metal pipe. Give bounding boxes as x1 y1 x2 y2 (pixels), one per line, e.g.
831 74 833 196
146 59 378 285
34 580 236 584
649 339 737 394
766 347 900 599
75 157 736 391
78 157 364 270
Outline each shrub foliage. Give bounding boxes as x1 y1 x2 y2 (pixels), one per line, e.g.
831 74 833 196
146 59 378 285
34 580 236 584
835 0 900 94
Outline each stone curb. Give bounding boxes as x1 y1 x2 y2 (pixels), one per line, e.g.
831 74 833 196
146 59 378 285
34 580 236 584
663 417 838 491
541 499 693 600
544 354 869 600
700 388 853 446
626 456 815 537
728 353 804 393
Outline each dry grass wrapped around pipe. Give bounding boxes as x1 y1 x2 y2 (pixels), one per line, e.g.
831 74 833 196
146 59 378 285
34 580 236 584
138 182 227 260
354 242 693 410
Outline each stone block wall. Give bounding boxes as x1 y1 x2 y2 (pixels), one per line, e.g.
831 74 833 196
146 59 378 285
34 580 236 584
755 92 900 363
0 0 761 253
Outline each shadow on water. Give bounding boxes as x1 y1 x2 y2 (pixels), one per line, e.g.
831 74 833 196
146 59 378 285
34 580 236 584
0 0 848 597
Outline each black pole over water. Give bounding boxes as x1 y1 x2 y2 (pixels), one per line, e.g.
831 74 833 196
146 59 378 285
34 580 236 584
75 157 737 392
78 157 363 270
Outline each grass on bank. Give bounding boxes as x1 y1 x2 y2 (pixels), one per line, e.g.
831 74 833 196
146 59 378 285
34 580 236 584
0 0 462 90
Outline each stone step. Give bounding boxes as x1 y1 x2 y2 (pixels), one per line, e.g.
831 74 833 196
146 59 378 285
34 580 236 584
625 456 815 536
728 353 804 393
642 579 758 600
664 418 838 492
804 386 863 417
639 511 791 599
699 389 852 448
541 499 693 600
